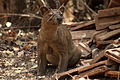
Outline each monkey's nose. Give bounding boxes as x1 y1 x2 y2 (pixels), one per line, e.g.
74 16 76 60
57 17 62 21
57 17 63 23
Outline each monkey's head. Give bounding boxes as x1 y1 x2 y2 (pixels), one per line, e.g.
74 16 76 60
40 6 64 26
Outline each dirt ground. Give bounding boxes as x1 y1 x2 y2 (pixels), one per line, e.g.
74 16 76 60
0 29 39 80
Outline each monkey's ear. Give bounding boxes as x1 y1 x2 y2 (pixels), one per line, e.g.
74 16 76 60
59 6 65 13
40 6 49 15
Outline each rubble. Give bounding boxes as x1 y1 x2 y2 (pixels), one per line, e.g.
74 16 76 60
52 48 120 79
52 6 120 80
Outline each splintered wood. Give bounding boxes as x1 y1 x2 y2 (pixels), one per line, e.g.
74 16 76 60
53 48 120 79
91 48 120 64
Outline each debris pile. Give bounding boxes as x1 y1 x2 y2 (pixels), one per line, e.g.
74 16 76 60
53 6 120 80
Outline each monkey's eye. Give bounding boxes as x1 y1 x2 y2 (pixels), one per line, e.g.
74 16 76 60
60 13 63 16
49 12 53 16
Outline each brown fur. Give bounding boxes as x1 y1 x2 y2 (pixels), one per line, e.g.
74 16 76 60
37 7 81 76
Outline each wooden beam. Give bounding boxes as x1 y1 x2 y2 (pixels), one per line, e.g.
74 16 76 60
95 7 120 30
74 65 109 79
109 23 120 30
98 7 120 18
96 40 113 47
105 71 120 78
70 20 95 30
71 30 96 40
53 60 107 79
97 29 120 41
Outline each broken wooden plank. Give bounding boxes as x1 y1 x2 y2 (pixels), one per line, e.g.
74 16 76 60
105 71 120 78
98 7 120 18
74 65 109 79
95 30 108 40
71 30 97 40
78 42 92 59
105 48 120 64
53 60 107 79
96 29 120 41
96 40 114 47
105 53 120 63
78 42 92 53
70 20 95 30
91 51 107 64
97 37 120 49
87 29 108 44
81 59 93 66
91 48 120 64
109 23 120 30
63 22 85 28
106 48 120 59
95 7 120 30
98 16 120 25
